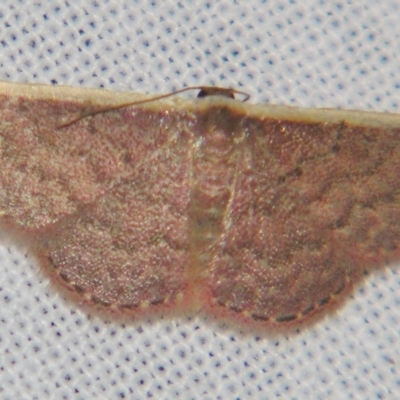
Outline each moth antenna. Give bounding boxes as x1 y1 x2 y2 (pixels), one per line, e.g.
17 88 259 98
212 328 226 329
58 86 250 129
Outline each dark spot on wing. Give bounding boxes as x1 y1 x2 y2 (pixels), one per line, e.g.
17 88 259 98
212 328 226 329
73 284 85 294
251 313 270 322
59 272 70 283
301 304 315 316
91 296 111 307
275 314 297 323
318 296 331 306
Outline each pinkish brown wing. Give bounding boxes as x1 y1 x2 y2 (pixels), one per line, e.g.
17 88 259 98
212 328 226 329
38 123 192 313
3 82 400 327
201 111 400 327
0 92 181 231
0 88 193 315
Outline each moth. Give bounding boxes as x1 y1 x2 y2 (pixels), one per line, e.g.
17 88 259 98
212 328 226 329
1 80 399 331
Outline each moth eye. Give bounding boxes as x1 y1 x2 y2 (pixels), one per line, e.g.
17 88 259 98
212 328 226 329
197 87 236 99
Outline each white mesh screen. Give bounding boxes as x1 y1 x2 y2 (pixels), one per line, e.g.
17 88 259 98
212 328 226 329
0 1 400 399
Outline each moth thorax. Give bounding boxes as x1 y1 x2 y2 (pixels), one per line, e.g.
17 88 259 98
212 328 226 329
188 125 238 263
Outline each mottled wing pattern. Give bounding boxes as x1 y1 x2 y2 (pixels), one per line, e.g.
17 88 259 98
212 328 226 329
0 93 178 230
38 109 193 314
2 82 400 329
204 112 400 326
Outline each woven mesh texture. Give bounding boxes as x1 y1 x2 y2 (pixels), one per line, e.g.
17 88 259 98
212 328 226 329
0 1 400 399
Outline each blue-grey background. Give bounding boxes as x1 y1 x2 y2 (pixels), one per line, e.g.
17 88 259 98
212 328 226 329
0 1 399 399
